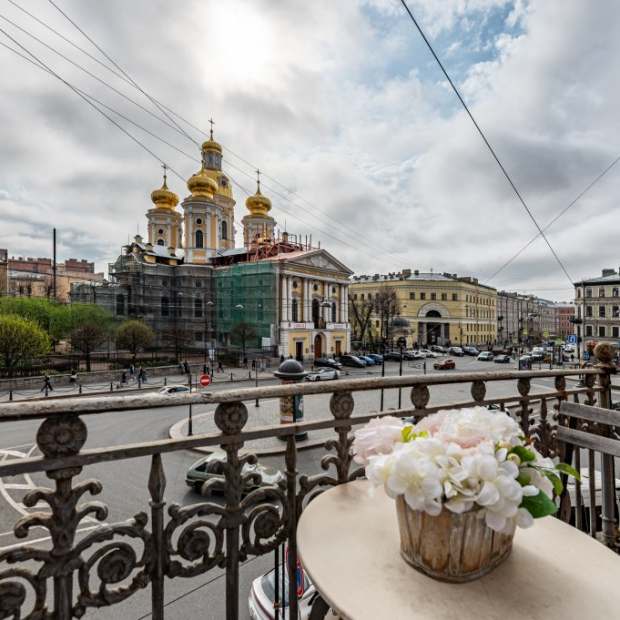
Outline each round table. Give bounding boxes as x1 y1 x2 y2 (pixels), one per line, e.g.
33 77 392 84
297 480 620 620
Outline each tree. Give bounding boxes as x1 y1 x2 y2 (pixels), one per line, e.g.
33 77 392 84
348 294 374 347
70 322 108 372
0 315 50 376
116 320 154 361
230 322 257 360
374 287 400 346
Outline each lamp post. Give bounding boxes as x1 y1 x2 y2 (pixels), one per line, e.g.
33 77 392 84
234 304 245 365
205 300 214 376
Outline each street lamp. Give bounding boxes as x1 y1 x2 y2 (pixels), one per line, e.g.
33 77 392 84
234 304 246 364
203 298 214 374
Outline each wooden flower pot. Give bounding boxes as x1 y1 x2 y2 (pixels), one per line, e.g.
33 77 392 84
396 496 514 582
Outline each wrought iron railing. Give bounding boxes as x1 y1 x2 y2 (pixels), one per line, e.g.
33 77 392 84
0 362 615 619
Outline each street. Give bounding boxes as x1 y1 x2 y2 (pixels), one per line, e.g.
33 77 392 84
0 356 579 619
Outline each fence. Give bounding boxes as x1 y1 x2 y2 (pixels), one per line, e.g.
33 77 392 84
0 355 617 619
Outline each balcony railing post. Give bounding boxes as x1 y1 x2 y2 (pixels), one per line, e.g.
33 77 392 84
148 453 166 620
285 435 299 619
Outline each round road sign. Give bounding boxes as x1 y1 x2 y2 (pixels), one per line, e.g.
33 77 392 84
200 374 211 387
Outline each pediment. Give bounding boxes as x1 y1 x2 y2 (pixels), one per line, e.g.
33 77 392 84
288 250 353 276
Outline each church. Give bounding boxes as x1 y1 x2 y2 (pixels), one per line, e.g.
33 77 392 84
72 130 352 360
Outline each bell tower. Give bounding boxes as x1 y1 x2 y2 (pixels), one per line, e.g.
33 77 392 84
146 164 181 250
242 169 275 248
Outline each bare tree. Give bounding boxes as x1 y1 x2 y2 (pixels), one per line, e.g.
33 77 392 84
374 287 400 346
348 294 374 346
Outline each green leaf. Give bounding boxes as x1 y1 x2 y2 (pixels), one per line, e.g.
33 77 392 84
511 445 536 463
544 471 563 495
521 491 557 519
401 426 414 443
555 462 581 481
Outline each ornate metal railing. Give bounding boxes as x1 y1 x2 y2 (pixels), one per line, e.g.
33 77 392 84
0 361 615 619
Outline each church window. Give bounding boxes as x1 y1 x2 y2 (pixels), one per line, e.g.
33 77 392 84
313 284 318 291
157 239 165 246
332 287 336 294
221 220 228 240
195 229 204 248
158 229 164 234
161 296 169 317
220 176 228 188
292 298 299 322
196 218 202 225
331 301 337 322
293 281 298 289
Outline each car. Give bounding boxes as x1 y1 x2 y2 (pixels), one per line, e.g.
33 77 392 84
493 354 511 364
357 355 376 365
313 357 342 370
383 351 402 361
430 345 447 354
518 354 533 370
159 385 191 395
248 564 317 619
448 346 464 357
404 350 426 360
306 368 340 381
418 349 439 358
366 353 383 363
186 453 284 495
339 354 366 368
463 346 480 356
477 351 494 361
529 350 544 361
434 358 455 370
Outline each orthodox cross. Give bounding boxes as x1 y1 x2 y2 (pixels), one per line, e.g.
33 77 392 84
161 162 168 187
256 168 261 193
208 117 215 140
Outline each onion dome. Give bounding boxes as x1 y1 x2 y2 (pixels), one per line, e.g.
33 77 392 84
202 118 222 154
187 163 218 198
245 170 271 216
150 168 179 209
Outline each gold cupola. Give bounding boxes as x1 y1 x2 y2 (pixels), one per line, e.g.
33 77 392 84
187 163 218 198
150 165 179 209
202 117 222 156
245 170 272 216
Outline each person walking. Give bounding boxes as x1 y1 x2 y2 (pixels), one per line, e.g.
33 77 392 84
217 360 223 373
41 374 53 393
69 370 78 385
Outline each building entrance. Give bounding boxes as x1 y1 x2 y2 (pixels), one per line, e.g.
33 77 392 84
295 341 303 361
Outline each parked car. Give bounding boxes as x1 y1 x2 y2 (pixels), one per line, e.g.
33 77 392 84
518 355 533 370
494 354 511 364
186 453 284 495
248 565 317 619
366 353 383 363
463 346 480 356
306 368 340 382
357 355 376 365
416 349 438 358
477 351 494 361
339 354 366 368
430 345 447 354
530 347 545 361
313 357 342 370
448 346 464 357
405 350 426 360
159 385 191 395
383 351 402 361
434 358 456 370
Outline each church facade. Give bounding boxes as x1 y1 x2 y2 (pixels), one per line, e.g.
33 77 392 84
72 131 352 359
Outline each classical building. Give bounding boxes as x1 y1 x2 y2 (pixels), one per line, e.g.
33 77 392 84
72 131 352 359
349 270 497 347
574 268 620 344
554 303 576 340
497 292 561 345
2 253 104 302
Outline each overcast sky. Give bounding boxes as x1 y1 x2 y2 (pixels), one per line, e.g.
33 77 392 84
1 0 619 301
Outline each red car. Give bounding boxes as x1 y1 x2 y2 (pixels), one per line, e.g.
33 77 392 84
434 358 455 370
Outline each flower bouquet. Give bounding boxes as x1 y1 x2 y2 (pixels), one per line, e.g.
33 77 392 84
352 407 578 582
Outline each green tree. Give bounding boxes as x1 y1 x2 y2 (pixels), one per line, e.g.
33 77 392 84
0 315 50 376
70 322 108 372
116 320 154 361
230 321 257 360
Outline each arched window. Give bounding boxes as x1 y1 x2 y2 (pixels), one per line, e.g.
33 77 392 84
292 298 299 322
157 239 165 246
161 296 169 317
221 220 228 240
194 297 203 318
195 229 204 248
331 301 337 323
312 298 320 328
116 294 125 316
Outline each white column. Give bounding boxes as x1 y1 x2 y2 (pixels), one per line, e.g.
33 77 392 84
339 284 345 323
342 285 348 322
280 273 287 323
286 276 292 321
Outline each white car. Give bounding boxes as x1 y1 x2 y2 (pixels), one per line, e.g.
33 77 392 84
306 368 340 381
159 385 191 395
418 349 439 358
249 565 318 619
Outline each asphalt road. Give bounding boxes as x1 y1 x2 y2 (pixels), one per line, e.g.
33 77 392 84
0 355 570 619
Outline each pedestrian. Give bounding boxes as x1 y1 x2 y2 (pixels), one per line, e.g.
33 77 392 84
183 360 190 374
69 370 78 385
41 374 53 393
251 359 256 371
280 354 285 363
217 360 223 372
120 371 127 385
129 364 135 378
243 356 248 368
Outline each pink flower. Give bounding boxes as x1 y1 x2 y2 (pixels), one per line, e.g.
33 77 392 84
352 416 404 465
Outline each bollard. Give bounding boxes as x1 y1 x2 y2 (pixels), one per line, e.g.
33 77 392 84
274 359 308 441
110 382 114 392
9 389 12 401
164 376 167 386
79 384 82 394
138 378 142 389
230 372 234 382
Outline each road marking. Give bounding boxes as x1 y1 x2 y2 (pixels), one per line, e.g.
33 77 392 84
0 524 103 552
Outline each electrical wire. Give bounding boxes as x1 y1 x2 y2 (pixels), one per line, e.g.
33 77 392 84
398 0 573 284
488 153 620 282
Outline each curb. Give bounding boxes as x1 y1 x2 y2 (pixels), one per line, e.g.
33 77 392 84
169 412 326 457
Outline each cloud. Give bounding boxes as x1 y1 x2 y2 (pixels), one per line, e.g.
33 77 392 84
0 0 618 302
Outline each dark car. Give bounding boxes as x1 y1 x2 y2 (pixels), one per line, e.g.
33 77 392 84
463 346 480 356
430 345 447 354
339 354 366 368
366 353 383 363
494 354 511 364
448 346 464 357
357 355 376 365
383 351 402 361
314 357 342 370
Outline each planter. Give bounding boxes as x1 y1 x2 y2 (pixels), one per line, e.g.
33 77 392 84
396 496 514 582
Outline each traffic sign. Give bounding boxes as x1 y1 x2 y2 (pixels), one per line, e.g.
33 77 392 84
566 335 577 344
199 374 211 387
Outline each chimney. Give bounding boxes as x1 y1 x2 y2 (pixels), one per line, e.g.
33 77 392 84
414 269 419 276
402 268 411 278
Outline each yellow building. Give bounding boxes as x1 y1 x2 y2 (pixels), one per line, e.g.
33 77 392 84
349 269 497 347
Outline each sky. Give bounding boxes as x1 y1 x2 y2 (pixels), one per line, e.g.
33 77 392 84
0 0 619 302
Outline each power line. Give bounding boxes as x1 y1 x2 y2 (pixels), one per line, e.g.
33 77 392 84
488 153 620 282
10 1 397 257
398 0 573 284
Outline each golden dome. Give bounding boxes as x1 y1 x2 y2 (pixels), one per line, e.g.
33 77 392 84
246 188 271 216
201 138 222 154
187 164 218 198
150 176 179 209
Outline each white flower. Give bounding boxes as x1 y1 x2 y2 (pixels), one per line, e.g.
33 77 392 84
352 416 405 465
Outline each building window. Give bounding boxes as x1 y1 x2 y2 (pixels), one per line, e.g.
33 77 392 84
409 292 415 300
585 325 593 336
195 229 204 248
430 293 436 300
116 294 124 315
158 228 164 234
313 284 318 291
577 288 581 298
376 320 380 327
586 288 592 297
195 331 203 342
613 306 620 318
368 293 372 300
360 294 365 300
613 288 619 297
221 220 228 240
599 287 605 297
194 297 203 318
420 292 426 300
353 294 358 300
196 218 202 225
599 326 606 337
613 326 619 338
441 293 447 301
291 298 299 322
599 305 606 318
312 298 320 328
586 305 592 317
157 239 165 246
331 301 337 323
195 281 202 287
161 296 169 317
